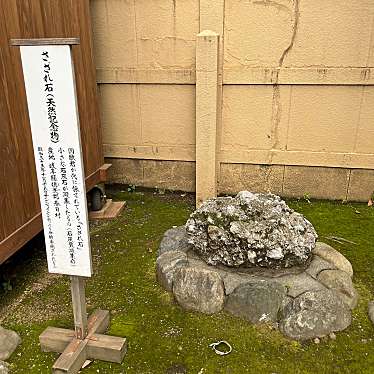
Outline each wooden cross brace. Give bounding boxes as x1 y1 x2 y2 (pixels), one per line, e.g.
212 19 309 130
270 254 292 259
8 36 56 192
39 277 127 373
40 309 127 373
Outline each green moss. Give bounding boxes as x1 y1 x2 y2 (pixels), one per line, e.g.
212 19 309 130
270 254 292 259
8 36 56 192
2 191 374 373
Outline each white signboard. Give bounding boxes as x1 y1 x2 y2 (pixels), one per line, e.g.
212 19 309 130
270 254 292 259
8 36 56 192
20 45 92 277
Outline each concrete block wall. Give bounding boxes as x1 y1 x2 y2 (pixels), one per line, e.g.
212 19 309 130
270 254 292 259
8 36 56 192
90 0 374 201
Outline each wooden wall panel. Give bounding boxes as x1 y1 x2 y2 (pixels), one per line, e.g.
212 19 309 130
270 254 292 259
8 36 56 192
0 0 104 263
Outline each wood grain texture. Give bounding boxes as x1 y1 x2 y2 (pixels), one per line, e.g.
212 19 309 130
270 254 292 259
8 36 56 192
0 0 104 264
40 309 127 370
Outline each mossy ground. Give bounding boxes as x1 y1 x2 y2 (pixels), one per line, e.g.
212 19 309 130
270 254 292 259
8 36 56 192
0 187 373 373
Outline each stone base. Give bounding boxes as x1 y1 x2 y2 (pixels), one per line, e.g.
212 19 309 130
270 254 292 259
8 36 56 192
156 226 358 341
88 199 126 220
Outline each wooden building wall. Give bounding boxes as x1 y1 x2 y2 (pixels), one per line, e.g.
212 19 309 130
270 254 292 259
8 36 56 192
0 0 105 264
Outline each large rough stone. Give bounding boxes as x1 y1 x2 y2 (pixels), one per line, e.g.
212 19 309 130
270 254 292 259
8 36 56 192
317 270 358 310
279 290 351 340
0 326 21 361
313 242 353 277
156 250 188 291
186 191 317 268
368 301 374 325
158 226 192 256
0 361 9 374
225 280 287 323
173 267 225 314
275 272 326 298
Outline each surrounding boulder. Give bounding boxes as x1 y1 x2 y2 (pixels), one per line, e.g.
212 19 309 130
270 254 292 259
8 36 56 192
225 280 287 323
312 243 353 277
275 272 326 298
158 226 191 256
220 272 250 295
369 301 374 325
279 290 351 340
156 250 188 291
173 267 225 314
186 191 317 268
317 270 358 309
0 326 21 361
305 255 336 279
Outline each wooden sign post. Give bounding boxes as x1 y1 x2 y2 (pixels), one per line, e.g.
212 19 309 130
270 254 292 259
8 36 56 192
12 38 126 373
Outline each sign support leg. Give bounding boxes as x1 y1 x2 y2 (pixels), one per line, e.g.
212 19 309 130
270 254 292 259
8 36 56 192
39 277 127 373
70 276 88 340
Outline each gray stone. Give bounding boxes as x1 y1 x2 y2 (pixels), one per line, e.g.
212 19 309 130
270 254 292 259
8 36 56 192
0 361 9 374
317 270 358 310
186 191 317 268
275 272 326 298
282 296 293 310
220 272 251 295
313 242 353 277
368 301 374 325
0 326 21 361
305 255 336 279
158 226 192 256
279 289 351 340
156 250 188 291
173 267 225 314
186 256 259 295
225 280 287 323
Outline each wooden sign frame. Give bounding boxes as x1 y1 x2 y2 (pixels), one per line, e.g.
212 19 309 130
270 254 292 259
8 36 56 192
11 38 127 373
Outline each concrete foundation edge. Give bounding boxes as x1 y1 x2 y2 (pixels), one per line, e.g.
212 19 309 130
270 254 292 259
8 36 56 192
105 158 374 202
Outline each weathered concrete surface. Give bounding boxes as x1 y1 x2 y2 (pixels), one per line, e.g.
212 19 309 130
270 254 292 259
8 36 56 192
105 159 374 202
283 166 350 201
173 267 225 314
219 163 284 196
93 0 374 202
106 158 196 193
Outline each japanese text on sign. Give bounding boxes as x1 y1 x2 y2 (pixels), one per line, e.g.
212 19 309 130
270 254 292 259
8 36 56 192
20 45 92 277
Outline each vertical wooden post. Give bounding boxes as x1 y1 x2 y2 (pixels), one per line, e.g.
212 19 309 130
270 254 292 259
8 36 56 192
70 276 88 340
199 0 225 198
196 30 219 207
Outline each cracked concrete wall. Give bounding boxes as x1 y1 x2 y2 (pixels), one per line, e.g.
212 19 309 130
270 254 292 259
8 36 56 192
90 0 374 201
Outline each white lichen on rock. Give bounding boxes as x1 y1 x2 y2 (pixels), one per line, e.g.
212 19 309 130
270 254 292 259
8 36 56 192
185 191 317 268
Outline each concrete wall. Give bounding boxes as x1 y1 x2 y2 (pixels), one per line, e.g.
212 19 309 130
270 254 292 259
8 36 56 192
90 0 374 201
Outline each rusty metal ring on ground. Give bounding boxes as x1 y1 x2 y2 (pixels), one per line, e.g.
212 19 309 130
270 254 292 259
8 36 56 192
209 340 232 355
